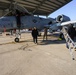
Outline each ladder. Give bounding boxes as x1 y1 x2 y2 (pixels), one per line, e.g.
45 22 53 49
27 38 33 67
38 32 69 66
62 27 76 60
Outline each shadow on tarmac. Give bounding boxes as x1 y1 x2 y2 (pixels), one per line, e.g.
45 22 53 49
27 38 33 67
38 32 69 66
39 39 66 45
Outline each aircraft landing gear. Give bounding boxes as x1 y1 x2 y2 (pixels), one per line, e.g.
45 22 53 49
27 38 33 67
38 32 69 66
14 38 19 42
14 30 21 42
59 33 64 40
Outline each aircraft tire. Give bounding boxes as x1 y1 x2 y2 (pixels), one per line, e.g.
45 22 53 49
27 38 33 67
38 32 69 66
59 33 64 40
15 38 19 42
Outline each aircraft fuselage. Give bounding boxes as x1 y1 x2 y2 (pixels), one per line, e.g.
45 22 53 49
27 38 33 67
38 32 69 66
0 16 53 31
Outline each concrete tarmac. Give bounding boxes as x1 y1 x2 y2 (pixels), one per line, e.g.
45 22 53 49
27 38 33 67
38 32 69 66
0 32 76 75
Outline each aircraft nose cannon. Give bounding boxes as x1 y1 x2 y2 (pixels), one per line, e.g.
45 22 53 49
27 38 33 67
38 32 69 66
56 14 70 23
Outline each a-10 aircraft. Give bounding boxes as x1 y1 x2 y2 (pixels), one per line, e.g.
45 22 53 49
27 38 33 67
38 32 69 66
0 3 76 43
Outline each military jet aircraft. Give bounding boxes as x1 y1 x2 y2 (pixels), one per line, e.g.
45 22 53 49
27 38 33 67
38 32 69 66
0 1 75 42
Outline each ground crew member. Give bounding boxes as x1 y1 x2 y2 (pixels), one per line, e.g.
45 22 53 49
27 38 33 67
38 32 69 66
32 27 38 44
43 27 48 40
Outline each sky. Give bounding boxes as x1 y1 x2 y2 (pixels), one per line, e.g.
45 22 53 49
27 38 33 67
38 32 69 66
48 0 76 20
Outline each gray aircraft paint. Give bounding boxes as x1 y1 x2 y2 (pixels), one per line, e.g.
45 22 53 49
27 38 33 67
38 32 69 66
0 16 54 31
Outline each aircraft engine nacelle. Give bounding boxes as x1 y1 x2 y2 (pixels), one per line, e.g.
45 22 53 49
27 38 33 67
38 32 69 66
56 14 70 23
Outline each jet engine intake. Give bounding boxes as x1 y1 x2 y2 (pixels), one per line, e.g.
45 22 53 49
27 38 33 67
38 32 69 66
56 15 70 23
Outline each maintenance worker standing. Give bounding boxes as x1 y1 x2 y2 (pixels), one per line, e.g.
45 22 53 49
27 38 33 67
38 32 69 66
43 27 48 40
32 27 38 44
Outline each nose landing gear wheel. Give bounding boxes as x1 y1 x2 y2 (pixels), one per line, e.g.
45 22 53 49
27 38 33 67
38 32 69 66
14 38 19 42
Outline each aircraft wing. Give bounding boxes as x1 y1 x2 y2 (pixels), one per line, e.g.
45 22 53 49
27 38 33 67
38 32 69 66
61 21 76 26
0 0 72 16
